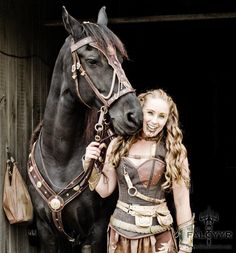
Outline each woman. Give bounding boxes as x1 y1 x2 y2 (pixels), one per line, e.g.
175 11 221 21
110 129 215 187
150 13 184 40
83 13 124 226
84 89 194 253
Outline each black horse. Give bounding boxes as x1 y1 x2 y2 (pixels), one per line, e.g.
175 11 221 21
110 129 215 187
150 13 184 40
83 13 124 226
27 6 142 253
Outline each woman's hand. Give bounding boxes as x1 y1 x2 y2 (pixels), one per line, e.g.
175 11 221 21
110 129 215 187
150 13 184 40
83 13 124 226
84 141 106 163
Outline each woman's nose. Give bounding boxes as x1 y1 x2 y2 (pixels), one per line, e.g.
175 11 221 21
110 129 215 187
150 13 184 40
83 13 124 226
150 116 159 124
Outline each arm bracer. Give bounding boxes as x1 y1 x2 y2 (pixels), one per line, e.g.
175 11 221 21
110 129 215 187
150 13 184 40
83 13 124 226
178 214 195 253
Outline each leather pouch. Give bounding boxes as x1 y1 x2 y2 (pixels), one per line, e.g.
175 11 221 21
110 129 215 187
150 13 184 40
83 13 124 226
157 212 173 227
135 215 152 227
3 162 33 224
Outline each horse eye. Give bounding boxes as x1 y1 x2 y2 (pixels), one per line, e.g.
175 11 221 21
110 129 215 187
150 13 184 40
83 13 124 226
87 59 98 65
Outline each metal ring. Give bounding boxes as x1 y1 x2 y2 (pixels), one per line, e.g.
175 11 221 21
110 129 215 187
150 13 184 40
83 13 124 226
128 187 137 197
95 135 101 142
95 123 104 131
100 106 108 114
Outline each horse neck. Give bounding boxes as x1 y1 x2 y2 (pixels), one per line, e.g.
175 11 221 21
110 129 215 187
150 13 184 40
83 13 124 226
41 59 88 163
42 101 87 162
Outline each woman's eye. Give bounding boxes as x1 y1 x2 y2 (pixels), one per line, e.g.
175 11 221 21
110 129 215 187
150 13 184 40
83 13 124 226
147 111 153 115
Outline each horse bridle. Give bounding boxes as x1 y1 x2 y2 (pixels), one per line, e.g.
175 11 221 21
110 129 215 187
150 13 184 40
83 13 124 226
70 36 135 109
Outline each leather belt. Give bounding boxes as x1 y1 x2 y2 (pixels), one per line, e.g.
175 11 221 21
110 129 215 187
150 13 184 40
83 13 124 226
117 200 168 217
110 216 170 234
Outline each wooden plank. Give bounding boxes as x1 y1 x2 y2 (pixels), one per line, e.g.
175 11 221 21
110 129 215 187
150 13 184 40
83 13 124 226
44 11 236 27
0 0 48 252
0 2 9 252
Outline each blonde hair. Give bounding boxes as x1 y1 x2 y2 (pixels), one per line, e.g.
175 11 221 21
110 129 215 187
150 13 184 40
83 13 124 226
110 89 190 190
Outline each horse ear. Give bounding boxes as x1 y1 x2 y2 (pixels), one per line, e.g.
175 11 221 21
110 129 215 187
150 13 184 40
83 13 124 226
62 6 83 37
97 6 108 26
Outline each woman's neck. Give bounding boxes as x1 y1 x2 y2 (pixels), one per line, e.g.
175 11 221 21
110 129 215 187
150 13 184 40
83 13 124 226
140 131 163 142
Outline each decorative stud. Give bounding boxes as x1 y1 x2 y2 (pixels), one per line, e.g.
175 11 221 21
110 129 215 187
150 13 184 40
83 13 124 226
37 181 42 188
49 197 61 210
73 185 80 191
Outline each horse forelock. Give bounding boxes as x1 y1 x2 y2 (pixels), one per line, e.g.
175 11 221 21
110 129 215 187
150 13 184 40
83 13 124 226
82 23 128 59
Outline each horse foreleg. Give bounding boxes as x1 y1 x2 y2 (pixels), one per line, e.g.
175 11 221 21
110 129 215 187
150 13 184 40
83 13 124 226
37 218 71 253
36 218 59 253
90 220 108 253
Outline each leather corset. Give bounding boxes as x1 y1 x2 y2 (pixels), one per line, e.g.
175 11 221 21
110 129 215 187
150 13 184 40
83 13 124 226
116 157 166 205
110 143 170 238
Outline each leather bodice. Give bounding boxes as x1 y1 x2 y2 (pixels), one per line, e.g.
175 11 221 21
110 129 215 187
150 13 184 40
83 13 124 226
110 142 170 238
116 157 166 206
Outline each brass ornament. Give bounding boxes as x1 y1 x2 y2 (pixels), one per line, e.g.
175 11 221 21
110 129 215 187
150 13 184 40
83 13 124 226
48 196 64 211
36 181 42 188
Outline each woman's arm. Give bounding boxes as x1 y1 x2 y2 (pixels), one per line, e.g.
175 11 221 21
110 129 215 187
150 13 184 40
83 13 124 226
84 138 118 198
172 158 194 253
172 179 192 225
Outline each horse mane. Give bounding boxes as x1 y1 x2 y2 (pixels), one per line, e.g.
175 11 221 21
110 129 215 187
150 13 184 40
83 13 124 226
29 120 43 151
82 108 99 143
29 109 98 152
81 22 128 59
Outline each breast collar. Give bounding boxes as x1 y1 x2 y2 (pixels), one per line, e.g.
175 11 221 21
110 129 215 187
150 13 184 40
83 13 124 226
28 141 90 242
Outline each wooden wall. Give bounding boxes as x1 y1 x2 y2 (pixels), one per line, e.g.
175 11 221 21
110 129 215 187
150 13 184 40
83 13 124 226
0 1 51 252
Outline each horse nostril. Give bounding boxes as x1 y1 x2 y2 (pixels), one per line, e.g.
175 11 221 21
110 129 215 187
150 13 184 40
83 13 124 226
126 111 140 126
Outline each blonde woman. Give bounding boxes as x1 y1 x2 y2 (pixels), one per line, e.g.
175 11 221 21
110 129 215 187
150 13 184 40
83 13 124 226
84 89 194 253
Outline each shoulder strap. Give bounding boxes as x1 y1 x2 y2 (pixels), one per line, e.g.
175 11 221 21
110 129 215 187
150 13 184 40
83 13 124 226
155 141 166 160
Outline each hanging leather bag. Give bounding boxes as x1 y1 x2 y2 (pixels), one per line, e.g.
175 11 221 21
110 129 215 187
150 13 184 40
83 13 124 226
3 160 33 224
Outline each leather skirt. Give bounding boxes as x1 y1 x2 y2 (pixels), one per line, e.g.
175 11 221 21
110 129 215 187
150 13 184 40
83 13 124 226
107 225 178 253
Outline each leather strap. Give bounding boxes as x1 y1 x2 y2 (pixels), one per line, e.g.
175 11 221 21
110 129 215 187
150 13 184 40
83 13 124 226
70 36 135 108
28 142 91 242
123 166 165 204
110 216 169 234
71 36 94 52
52 211 75 242
116 200 168 217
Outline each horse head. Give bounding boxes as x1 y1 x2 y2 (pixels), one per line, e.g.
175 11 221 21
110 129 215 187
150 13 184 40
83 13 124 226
61 6 143 135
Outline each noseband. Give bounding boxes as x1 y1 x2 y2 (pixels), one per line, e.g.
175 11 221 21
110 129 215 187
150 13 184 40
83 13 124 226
70 36 135 109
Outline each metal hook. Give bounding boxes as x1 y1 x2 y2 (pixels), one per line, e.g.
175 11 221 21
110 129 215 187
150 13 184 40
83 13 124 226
6 146 15 164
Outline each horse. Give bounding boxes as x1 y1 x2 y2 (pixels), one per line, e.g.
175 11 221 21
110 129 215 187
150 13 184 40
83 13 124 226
27 6 142 253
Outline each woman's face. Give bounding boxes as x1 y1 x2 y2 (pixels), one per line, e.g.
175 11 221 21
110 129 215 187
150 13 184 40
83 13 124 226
142 97 169 138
